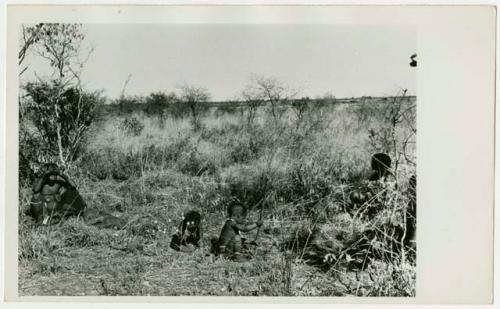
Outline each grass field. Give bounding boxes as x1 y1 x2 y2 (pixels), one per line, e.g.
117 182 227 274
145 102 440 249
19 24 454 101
18 97 416 296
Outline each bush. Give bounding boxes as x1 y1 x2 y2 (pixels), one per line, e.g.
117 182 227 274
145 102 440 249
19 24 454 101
119 116 144 136
227 134 265 164
20 80 103 168
18 128 50 187
144 91 177 118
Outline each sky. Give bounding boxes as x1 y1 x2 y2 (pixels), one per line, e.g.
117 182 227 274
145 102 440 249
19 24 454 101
22 24 416 101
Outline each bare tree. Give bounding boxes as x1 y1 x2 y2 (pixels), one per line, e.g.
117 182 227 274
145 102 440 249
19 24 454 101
240 85 265 124
145 90 178 126
242 75 295 121
178 84 211 129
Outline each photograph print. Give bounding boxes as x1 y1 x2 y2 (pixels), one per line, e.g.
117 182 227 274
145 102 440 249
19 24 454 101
18 23 417 296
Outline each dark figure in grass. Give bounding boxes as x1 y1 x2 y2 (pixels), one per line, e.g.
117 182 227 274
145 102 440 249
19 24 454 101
170 210 202 252
213 204 263 262
30 163 86 224
348 153 397 219
349 153 394 205
368 153 394 182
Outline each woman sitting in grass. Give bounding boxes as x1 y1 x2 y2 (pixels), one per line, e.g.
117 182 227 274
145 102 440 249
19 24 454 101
30 163 86 224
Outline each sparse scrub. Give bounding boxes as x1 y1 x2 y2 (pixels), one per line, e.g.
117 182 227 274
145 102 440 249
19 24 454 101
19 96 416 297
17 23 416 297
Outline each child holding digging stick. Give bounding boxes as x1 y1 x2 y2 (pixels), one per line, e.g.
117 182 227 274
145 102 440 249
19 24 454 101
214 203 264 262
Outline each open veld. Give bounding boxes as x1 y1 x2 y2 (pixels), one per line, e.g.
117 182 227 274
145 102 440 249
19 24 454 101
18 96 416 296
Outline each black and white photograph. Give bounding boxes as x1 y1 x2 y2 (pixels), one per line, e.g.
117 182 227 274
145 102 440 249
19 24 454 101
15 21 418 297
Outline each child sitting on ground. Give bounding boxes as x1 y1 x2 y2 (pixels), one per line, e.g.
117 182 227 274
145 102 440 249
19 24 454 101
216 203 263 262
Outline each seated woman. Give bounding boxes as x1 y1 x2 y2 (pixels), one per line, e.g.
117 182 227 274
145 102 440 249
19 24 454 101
30 163 86 224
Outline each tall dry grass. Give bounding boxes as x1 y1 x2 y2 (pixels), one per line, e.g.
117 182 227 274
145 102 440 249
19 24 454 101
18 97 416 296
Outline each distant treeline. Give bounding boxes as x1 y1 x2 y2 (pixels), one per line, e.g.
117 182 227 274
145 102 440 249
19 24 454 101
98 95 416 116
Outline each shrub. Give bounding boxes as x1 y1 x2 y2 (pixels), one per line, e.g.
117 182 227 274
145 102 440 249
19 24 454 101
144 91 178 118
119 116 144 136
20 81 103 168
18 128 50 186
178 84 211 130
227 134 265 164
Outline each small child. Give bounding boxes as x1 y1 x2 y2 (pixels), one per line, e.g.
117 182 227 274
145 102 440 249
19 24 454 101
217 204 263 262
170 210 202 252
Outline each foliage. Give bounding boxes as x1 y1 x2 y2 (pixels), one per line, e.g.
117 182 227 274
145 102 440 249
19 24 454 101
241 75 295 122
19 23 96 183
144 91 178 123
119 116 145 136
19 73 415 296
21 81 103 171
19 23 87 81
178 84 211 130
